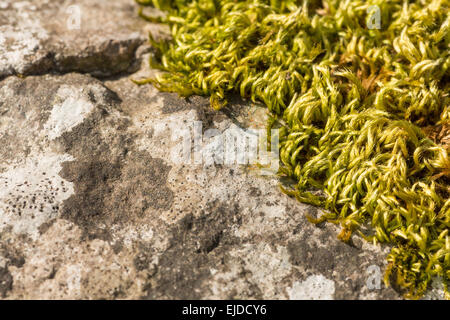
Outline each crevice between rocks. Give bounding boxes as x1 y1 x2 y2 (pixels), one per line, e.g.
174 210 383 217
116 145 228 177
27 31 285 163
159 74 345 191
0 39 147 82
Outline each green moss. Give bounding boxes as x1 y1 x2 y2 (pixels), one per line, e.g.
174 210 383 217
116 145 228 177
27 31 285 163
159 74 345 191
136 0 449 299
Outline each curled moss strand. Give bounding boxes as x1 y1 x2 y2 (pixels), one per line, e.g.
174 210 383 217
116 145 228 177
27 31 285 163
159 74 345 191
136 0 450 299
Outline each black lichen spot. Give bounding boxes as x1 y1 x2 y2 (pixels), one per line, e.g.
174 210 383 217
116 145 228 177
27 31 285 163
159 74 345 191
287 231 399 299
0 267 13 298
159 92 209 114
144 201 245 300
57 102 174 240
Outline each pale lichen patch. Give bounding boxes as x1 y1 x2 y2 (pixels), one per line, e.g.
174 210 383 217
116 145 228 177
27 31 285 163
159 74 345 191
0 153 74 240
288 274 336 300
0 1 48 76
43 85 97 140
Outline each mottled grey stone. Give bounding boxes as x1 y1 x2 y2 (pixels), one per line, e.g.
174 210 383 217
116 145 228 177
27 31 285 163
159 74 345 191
0 0 445 300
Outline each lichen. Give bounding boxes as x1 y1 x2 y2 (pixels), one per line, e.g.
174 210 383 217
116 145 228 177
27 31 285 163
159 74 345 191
135 0 449 299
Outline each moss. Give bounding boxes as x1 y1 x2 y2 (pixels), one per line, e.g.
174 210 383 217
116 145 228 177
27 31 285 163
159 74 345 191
136 0 449 299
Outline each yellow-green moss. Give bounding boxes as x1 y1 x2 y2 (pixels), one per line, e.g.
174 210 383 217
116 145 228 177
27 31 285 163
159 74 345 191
136 0 450 299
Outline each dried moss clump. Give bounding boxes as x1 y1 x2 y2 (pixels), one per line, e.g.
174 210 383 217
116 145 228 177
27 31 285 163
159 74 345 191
136 0 450 299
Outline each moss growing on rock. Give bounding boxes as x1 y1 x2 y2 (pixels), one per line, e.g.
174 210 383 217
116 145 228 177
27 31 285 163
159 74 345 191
136 0 449 299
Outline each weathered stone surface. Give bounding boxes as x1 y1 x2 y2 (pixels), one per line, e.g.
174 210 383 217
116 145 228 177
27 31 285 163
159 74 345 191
0 0 169 78
0 0 445 300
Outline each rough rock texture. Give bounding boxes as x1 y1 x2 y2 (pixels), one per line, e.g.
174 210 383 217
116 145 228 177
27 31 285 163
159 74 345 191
0 0 169 78
0 0 445 300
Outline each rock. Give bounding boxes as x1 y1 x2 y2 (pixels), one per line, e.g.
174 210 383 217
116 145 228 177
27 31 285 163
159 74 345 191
0 0 444 300
0 0 168 78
